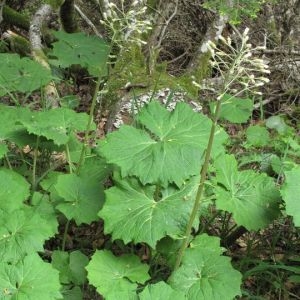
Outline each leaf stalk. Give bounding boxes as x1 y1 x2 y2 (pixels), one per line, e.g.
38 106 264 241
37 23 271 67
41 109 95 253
76 74 102 174
173 99 222 270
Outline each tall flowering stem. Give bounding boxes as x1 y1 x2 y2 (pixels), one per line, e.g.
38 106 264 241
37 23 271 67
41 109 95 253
174 28 270 271
101 0 152 47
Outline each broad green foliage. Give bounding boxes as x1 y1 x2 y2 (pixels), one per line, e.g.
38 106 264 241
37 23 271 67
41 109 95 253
54 173 104 225
61 286 82 300
280 166 300 226
0 143 8 158
0 53 53 96
246 125 270 147
0 20 296 300
50 31 110 76
86 250 150 299
0 105 92 147
20 108 92 146
79 156 112 182
139 282 185 299
31 192 59 233
203 0 266 24
0 168 30 212
99 176 199 248
213 154 280 230
40 171 64 204
169 234 242 299
0 253 61 300
100 101 227 186
266 115 288 134
0 104 32 145
210 94 253 123
0 206 58 263
52 250 89 285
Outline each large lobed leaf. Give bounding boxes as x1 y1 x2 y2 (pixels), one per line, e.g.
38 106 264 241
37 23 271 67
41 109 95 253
169 234 242 299
213 154 281 230
52 250 89 285
99 176 199 248
86 250 149 299
0 53 53 96
0 168 30 212
54 173 104 225
0 206 58 263
280 166 300 226
99 101 227 187
210 94 253 124
20 108 92 146
50 31 109 77
0 104 34 146
139 282 185 299
0 253 61 300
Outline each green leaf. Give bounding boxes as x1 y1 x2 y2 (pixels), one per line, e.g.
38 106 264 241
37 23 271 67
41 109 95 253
0 105 34 146
189 233 224 255
50 31 109 77
52 250 89 285
54 173 104 225
266 116 287 134
270 156 295 175
100 176 198 248
86 250 150 299
20 108 91 146
0 206 57 263
40 171 64 204
280 166 300 226
156 236 182 268
100 101 227 186
169 234 242 299
61 286 82 300
0 143 8 159
60 95 80 109
0 253 61 300
246 125 270 147
78 156 111 182
31 192 59 234
0 168 30 212
210 94 253 123
0 53 53 96
213 154 281 230
139 282 186 299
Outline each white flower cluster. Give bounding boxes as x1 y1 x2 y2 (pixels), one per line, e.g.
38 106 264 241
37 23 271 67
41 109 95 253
101 0 152 46
194 28 270 99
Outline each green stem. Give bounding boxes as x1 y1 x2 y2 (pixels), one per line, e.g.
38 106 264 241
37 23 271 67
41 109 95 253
173 99 222 271
76 75 102 174
65 143 73 174
31 137 40 193
62 219 70 251
4 154 12 170
154 184 161 202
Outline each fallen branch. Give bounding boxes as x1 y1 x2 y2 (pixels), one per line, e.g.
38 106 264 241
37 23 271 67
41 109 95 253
74 4 103 38
0 0 5 23
254 48 300 56
29 4 59 108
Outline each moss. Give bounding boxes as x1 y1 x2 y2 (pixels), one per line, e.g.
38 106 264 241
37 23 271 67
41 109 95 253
3 5 30 30
103 42 201 112
60 0 79 33
45 0 65 10
189 51 212 83
5 33 31 56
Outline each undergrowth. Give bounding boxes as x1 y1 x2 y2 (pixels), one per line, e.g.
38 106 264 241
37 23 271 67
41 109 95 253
0 9 299 300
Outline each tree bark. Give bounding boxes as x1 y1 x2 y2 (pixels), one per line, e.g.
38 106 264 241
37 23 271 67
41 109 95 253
29 4 59 108
60 0 78 33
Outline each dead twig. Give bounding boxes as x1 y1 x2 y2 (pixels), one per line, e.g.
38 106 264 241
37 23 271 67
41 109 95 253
74 4 103 38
